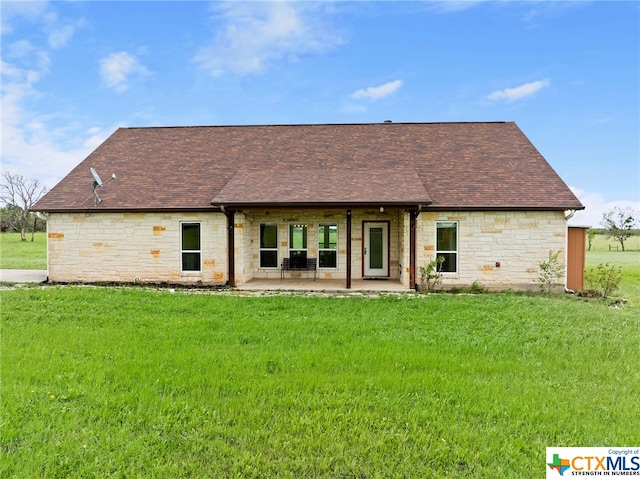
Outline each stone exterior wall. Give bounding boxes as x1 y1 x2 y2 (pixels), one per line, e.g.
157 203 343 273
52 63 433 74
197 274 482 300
398 212 411 286
46 212 228 285
416 211 567 290
45 209 567 290
234 212 251 285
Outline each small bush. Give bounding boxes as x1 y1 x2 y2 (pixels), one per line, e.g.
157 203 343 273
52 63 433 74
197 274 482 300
537 250 565 293
584 263 623 298
418 256 445 293
469 281 487 294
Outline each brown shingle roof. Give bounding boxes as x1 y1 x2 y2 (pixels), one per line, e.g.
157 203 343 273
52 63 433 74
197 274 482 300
33 122 584 212
212 168 430 206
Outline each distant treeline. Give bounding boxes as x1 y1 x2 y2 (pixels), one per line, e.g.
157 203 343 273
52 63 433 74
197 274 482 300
0 206 46 233
587 228 640 235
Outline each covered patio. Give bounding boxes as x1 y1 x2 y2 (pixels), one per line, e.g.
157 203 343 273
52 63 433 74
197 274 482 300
216 167 432 291
236 278 411 293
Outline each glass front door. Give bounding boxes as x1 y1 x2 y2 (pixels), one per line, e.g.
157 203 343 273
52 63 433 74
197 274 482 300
363 222 388 277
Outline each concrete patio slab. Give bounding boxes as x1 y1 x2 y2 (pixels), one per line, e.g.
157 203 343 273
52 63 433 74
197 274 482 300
236 278 412 293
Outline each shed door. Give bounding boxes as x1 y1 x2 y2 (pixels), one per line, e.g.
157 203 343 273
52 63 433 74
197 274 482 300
567 227 587 291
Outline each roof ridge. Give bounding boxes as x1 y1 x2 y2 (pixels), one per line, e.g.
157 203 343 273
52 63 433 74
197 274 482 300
121 121 511 130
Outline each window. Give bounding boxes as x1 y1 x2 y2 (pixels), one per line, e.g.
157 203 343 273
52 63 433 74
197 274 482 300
289 223 308 268
260 223 278 268
181 223 201 271
318 223 337 268
436 221 457 273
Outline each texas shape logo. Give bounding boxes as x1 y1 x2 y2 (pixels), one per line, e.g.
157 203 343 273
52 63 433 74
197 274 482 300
548 454 571 476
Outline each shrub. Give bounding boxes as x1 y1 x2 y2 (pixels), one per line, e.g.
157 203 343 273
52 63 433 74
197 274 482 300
537 250 565 293
468 281 487 294
418 256 445 293
584 263 623 298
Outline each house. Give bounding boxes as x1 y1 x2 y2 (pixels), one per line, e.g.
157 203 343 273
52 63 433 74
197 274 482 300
33 121 585 291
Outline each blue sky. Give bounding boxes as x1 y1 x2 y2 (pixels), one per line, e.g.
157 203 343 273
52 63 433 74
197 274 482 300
1 0 638 225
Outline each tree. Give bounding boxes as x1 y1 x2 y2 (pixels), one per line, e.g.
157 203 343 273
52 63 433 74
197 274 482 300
600 206 638 252
587 228 596 251
0 171 48 241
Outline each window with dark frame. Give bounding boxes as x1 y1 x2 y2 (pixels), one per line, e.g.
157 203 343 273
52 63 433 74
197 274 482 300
318 223 337 268
436 221 457 273
181 223 201 271
260 223 278 268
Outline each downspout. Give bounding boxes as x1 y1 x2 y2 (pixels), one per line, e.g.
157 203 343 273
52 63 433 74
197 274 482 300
346 210 352 289
409 210 418 290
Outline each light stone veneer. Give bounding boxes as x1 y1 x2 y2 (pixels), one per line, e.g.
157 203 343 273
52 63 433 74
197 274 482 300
46 209 567 290
46 212 228 285
416 211 567 291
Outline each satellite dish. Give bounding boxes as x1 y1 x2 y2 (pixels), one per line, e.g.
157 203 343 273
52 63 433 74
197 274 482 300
91 167 103 187
85 167 117 206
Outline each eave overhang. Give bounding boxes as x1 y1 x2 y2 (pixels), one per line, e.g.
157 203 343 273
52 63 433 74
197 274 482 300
210 201 432 212
33 201 584 215
423 204 585 212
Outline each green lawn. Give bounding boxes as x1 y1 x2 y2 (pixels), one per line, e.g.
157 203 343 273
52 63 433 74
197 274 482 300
589 229 640 254
1 232 639 477
586 233 640 299
1 288 638 478
0 232 47 269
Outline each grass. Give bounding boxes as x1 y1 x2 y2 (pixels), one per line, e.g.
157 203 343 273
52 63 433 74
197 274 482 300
0 232 47 269
1 232 639 476
586 233 640 299
1 288 639 478
589 230 640 254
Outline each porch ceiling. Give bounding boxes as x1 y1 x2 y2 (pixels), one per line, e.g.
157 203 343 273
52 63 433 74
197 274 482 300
211 168 431 207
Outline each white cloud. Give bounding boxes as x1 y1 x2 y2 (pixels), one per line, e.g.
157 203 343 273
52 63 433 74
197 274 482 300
1 32 110 189
47 23 76 49
351 80 403 101
100 51 149 93
4 40 52 86
0 1 48 35
1 1 79 49
590 117 612 125
194 2 342 76
568 186 640 227
1 83 111 191
488 79 550 102
427 0 488 13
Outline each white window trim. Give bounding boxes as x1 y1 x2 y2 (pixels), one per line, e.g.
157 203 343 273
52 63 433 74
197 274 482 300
435 220 458 275
259 222 279 269
181 222 202 273
318 223 338 269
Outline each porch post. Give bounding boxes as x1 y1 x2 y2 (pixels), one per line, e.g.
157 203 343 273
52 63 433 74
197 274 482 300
409 210 417 290
227 210 235 287
346 209 352 289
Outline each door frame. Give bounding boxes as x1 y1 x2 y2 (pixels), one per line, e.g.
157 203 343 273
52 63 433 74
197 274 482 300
362 221 390 278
